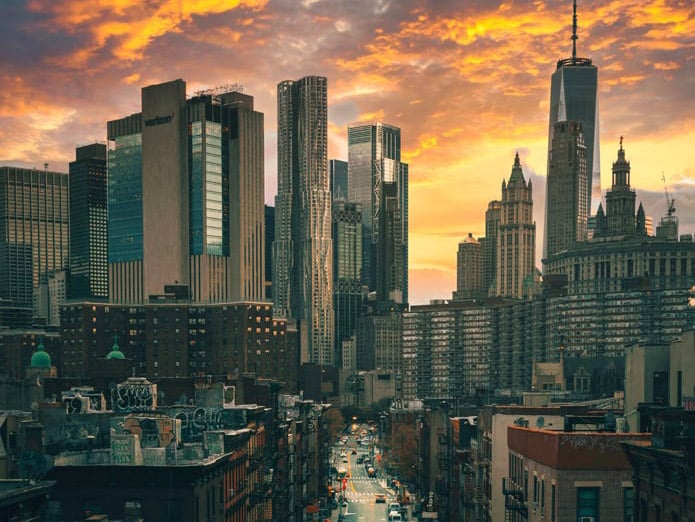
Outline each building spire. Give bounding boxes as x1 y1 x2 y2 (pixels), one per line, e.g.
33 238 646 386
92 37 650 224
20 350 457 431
572 0 578 61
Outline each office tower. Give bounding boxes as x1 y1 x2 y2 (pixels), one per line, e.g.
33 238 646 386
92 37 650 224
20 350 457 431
496 153 536 298
330 159 348 201
0 167 69 313
482 200 501 295
222 91 265 302
544 121 588 260
333 201 363 361
274 76 334 365
69 143 108 299
453 233 483 300
347 122 408 309
264 205 274 299
107 79 265 304
548 0 600 212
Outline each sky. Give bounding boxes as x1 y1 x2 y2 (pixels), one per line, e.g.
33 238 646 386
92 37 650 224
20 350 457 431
1 0 693 305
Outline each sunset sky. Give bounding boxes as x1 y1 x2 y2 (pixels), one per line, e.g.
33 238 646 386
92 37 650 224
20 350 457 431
1 0 693 304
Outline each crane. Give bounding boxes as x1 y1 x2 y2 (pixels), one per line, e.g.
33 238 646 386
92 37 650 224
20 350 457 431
662 172 676 217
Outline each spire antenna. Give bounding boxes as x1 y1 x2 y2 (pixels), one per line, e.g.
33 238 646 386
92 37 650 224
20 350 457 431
572 0 578 61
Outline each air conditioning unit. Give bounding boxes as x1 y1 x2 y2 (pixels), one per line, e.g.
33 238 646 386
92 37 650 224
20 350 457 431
579 517 595 522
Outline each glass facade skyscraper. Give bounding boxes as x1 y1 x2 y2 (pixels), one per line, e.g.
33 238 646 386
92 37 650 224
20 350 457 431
107 80 265 304
69 143 108 299
548 1 600 213
347 122 408 309
274 76 334 365
333 201 363 364
0 166 69 312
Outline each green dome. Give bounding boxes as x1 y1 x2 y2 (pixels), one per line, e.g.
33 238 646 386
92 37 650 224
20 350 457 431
30 340 52 368
107 335 125 360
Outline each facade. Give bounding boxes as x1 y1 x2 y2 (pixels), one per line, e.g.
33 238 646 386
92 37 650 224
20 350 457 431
264 204 274 300
453 233 483 300
58 302 294 383
0 166 69 320
483 200 501 295
543 120 588 260
402 300 494 400
69 143 108 300
107 80 265 304
505 425 649 522
356 311 402 373
347 122 408 310
496 153 536 299
333 201 363 364
548 0 600 212
623 409 695 522
274 76 334 365
329 159 348 201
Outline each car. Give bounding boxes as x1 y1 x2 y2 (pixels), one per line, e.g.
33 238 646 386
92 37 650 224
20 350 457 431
351 449 357 454
387 512 402 521
375 493 386 504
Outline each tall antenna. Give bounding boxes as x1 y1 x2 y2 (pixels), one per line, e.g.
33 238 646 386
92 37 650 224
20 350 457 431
572 0 578 61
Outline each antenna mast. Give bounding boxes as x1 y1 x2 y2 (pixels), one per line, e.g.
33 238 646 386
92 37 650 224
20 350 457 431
572 0 578 61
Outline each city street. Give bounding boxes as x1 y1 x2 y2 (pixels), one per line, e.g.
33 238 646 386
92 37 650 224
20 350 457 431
329 426 411 522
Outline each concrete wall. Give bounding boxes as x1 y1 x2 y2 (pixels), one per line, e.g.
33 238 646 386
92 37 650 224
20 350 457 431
670 330 695 407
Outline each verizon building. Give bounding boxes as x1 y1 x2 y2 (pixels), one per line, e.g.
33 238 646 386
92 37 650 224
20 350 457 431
107 79 265 304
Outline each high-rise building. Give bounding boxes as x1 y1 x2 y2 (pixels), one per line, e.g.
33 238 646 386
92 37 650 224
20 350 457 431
543 120 588 261
548 0 600 212
347 122 408 309
274 76 334 365
0 167 69 314
333 201 363 363
483 200 501 295
107 79 265 304
453 233 483 300
330 159 348 201
264 205 274 300
496 153 536 298
69 143 108 300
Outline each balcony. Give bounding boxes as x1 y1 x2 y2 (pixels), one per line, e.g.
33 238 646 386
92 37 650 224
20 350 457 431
502 477 528 518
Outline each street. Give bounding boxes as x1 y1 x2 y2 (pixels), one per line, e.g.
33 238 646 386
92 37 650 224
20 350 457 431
329 424 411 522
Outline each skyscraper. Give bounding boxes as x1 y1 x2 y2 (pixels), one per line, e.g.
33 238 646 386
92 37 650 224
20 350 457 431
274 76 334 365
544 121 588 260
333 201 363 362
453 233 483 300
548 0 600 212
0 166 69 311
69 143 108 299
330 159 348 201
347 122 408 309
107 79 265 304
483 200 501 295
496 153 536 298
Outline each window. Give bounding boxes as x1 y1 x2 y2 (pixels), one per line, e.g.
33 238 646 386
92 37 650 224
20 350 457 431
623 487 633 522
577 487 599 521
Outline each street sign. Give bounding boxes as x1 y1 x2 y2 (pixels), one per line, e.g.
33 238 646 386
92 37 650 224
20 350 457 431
421 512 438 519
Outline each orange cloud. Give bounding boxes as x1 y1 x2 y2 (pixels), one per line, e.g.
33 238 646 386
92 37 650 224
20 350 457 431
28 0 268 66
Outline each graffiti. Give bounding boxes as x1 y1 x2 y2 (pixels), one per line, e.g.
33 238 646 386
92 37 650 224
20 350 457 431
559 434 622 453
165 406 247 442
123 416 176 448
112 379 156 413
